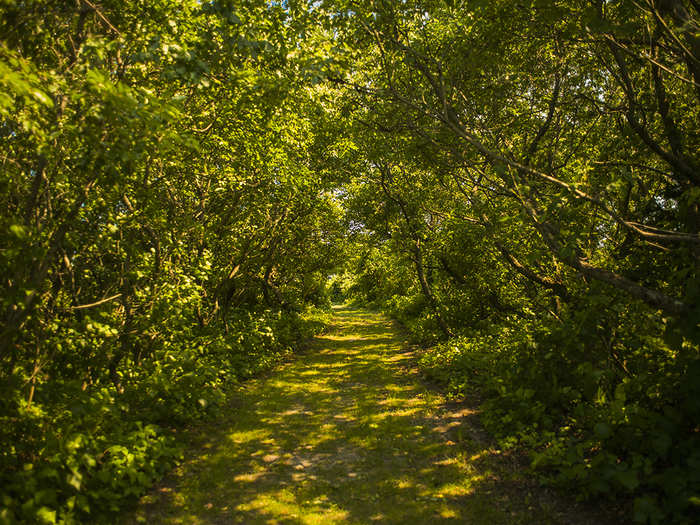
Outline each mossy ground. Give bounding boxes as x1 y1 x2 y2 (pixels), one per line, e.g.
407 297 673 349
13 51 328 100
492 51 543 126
125 307 614 524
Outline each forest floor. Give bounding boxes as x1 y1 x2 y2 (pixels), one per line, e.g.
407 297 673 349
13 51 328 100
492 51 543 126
125 307 618 524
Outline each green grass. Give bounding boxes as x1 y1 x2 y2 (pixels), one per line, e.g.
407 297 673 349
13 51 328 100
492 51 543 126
124 307 611 524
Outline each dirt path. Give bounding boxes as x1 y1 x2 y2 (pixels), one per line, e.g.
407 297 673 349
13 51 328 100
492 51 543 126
127 307 612 524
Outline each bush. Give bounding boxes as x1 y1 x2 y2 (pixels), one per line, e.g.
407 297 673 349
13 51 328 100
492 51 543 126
0 308 326 524
418 311 700 524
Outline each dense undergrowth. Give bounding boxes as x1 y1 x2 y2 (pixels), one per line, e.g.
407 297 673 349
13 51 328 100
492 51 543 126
344 279 700 525
0 307 330 524
419 318 700 523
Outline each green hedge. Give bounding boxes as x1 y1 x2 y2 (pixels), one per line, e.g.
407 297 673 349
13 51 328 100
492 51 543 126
0 309 326 524
418 314 700 524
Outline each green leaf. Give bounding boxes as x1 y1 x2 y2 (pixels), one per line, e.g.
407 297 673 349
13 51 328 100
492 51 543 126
9 224 27 239
615 469 639 491
594 422 611 439
35 507 57 524
67 473 82 491
31 89 53 107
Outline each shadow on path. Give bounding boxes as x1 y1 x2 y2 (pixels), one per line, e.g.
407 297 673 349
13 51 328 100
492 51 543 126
126 307 617 525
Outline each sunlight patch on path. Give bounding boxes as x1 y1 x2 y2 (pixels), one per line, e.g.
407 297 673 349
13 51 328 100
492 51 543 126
126 307 610 525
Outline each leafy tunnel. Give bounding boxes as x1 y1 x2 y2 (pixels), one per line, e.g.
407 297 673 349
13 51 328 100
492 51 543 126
1 1 698 524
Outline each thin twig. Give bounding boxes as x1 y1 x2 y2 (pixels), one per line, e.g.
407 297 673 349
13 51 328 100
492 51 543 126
72 293 122 310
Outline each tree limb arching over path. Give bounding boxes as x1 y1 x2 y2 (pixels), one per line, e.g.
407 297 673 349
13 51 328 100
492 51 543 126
128 307 615 525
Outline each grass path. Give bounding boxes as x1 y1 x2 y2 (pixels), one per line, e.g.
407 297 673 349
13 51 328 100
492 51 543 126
127 307 612 524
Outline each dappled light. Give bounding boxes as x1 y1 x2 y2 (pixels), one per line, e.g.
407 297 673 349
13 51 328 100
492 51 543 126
128 308 608 525
2 1 698 522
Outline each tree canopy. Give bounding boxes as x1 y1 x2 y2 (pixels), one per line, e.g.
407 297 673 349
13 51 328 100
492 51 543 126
1 1 698 523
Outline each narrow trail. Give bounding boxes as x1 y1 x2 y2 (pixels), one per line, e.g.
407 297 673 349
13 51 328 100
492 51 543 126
128 307 610 524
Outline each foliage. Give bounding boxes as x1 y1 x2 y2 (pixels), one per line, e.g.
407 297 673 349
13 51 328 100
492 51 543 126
0 1 340 522
0 307 326 524
2 0 700 523
418 310 700 524
330 1 700 523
